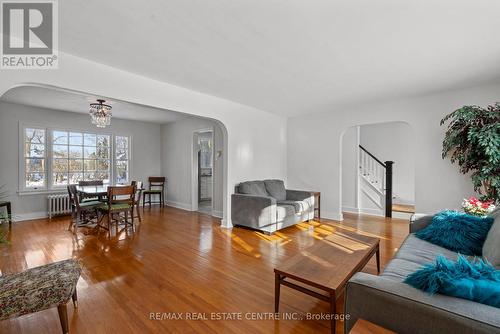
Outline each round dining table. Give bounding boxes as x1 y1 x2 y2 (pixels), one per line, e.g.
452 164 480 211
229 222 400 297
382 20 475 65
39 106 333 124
76 184 144 201
75 185 109 198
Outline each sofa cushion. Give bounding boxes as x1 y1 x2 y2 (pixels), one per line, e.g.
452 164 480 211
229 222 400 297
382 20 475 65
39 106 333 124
277 200 310 214
381 258 423 282
483 209 500 267
395 234 459 266
381 235 460 282
238 181 269 197
264 179 286 201
277 204 295 222
415 210 494 256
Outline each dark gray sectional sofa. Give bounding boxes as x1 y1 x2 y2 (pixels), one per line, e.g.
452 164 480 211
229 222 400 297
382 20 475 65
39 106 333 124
231 179 314 234
345 211 500 334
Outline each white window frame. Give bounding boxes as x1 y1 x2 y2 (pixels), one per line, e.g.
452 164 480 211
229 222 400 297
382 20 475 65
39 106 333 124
50 129 113 189
19 124 48 192
18 123 132 194
114 135 132 184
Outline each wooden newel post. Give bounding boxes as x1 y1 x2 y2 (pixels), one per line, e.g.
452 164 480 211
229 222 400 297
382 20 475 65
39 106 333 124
385 161 394 218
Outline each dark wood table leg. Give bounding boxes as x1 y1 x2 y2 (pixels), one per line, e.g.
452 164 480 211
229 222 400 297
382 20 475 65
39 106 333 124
72 289 78 308
376 245 381 274
6 202 12 227
330 292 336 334
136 203 142 222
57 303 69 334
275 272 281 313
318 194 321 220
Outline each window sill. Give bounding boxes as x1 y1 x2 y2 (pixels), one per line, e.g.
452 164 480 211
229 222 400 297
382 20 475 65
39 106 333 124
17 190 66 196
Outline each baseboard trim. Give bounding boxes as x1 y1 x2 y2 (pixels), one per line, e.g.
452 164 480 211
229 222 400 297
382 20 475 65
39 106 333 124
342 206 360 214
359 208 384 217
212 210 223 219
14 211 48 222
166 201 224 220
220 218 233 228
321 211 343 222
342 206 384 217
166 200 193 211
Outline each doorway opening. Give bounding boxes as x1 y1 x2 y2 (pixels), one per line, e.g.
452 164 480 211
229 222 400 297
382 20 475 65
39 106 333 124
341 121 415 219
195 130 214 215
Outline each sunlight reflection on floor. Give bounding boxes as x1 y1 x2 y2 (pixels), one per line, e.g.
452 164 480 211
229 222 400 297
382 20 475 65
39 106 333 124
221 229 262 258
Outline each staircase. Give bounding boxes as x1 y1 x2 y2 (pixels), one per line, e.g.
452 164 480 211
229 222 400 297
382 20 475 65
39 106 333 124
359 145 414 217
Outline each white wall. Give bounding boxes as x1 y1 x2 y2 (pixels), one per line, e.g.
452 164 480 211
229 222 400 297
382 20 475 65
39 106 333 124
0 51 288 227
341 126 358 210
160 117 224 217
288 82 500 220
0 101 162 220
360 122 415 203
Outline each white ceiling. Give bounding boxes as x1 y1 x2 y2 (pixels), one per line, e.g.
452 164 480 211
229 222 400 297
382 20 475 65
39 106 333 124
57 0 500 116
0 86 189 123
13 1 500 117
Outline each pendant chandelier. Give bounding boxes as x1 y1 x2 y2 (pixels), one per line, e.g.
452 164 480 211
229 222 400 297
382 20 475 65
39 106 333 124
89 99 112 128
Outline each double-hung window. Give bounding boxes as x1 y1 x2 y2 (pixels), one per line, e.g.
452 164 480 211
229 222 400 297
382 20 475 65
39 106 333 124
20 125 130 192
115 136 130 184
51 131 111 187
24 128 47 189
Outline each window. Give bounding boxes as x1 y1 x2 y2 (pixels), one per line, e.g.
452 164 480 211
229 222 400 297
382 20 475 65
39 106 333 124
199 136 212 169
51 131 111 187
20 125 129 192
24 128 46 189
115 136 130 184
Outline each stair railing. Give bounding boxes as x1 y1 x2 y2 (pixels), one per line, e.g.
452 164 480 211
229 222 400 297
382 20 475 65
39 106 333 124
358 145 394 218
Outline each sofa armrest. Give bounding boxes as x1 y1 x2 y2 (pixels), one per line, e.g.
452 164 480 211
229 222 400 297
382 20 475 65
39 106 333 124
345 272 500 334
286 189 313 201
231 193 277 229
409 213 434 233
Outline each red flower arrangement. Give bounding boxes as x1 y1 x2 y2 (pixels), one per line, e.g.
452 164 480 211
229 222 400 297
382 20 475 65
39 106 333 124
462 197 495 217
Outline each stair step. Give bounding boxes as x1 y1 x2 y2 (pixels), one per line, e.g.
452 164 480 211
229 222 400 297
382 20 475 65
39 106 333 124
392 203 415 214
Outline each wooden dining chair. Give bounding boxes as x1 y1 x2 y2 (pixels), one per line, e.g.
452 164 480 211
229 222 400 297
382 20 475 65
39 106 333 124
67 185 101 234
131 181 143 222
98 185 136 232
78 180 104 202
143 177 166 208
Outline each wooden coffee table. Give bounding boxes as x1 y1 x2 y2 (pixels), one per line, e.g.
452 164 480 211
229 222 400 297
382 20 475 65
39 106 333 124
274 230 380 334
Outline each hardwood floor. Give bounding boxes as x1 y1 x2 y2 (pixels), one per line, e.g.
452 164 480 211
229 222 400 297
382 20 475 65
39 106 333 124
0 208 409 334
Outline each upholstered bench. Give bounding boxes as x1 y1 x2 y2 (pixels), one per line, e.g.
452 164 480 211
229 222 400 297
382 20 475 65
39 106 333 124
0 259 81 334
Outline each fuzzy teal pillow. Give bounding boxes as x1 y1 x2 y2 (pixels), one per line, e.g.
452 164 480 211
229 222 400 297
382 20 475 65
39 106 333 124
404 255 500 308
415 210 494 255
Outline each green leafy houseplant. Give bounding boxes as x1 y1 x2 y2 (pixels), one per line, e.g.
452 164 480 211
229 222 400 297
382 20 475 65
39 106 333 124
441 103 500 202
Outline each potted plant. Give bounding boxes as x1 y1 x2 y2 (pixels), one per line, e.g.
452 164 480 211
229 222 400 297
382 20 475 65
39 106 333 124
441 103 500 203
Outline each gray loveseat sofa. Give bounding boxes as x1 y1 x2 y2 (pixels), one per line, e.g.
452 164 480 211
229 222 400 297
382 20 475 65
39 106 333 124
345 211 500 334
231 180 314 234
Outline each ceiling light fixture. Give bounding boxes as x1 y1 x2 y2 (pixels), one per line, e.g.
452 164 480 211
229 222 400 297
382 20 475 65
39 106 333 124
89 99 112 128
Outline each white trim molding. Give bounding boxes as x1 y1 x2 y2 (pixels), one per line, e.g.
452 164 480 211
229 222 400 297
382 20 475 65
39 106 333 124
212 210 223 219
220 218 232 229
166 200 193 211
342 206 384 217
13 211 48 222
321 211 344 222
